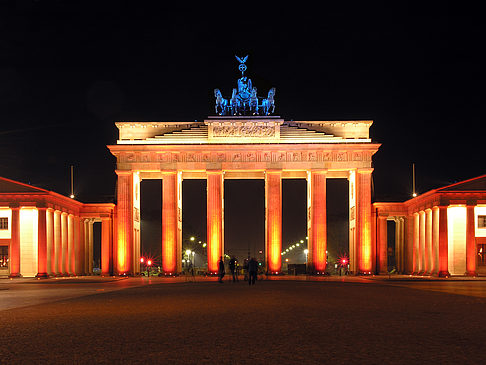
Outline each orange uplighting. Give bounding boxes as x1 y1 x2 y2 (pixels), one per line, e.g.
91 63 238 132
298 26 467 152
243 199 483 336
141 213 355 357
162 173 178 274
207 172 223 273
266 172 282 273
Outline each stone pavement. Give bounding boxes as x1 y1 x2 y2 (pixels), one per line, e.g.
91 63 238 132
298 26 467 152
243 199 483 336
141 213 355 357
1 275 486 364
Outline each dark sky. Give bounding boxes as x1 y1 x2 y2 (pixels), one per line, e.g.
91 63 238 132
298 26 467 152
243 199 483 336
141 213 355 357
0 1 482 261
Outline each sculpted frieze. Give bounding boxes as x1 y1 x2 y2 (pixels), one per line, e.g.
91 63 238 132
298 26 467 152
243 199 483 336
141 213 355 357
119 149 372 166
212 124 276 138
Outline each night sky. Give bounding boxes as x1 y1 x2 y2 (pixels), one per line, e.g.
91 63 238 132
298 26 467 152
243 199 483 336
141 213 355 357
0 2 482 263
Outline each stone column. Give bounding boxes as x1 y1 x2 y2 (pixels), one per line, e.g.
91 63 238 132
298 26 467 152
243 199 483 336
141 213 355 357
116 171 134 275
431 207 439 275
88 220 94 275
466 204 477 276
265 170 282 274
405 214 414 274
307 170 327 273
412 212 419 274
68 214 74 275
46 209 54 276
206 170 224 274
54 210 61 276
419 210 425 274
356 168 373 274
101 216 113 276
74 216 84 276
377 215 388 274
84 219 89 275
162 171 179 274
425 209 432 275
437 205 450 277
9 206 20 277
36 207 48 278
61 212 68 275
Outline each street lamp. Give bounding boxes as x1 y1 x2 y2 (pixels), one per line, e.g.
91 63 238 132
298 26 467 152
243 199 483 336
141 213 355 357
147 259 152 277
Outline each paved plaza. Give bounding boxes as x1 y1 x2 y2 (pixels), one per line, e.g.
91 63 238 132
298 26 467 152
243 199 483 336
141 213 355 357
1 276 486 364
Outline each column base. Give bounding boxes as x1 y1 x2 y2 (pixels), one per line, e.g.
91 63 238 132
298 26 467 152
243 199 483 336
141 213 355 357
465 271 478 277
35 273 49 279
438 270 450 278
8 273 21 278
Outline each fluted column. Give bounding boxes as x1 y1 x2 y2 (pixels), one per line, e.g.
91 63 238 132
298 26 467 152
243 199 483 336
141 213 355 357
116 171 133 275
84 219 89 275
438 205 450 277
419 211 425 274
101 216 113 276
46 209 54 276
356 168 373 274
431 207 439 275
307 170 327 273
36 207 48 278
88 220 94 274
377 215 388 274
162 171 179 274
265 170 282 274
60 212 68 275
74 216 84 275
466 204 477 276
405 214 414 274
412 212 419 274
54 210 61 276
207 170 224 274
425 209 432 274
9 206 20 277
68 214 74 275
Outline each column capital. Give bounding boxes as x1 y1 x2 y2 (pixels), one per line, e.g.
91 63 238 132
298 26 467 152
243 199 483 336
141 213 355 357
265 169 282 174
310 169 328 174
357 168 374 174
115 170 133 176
206 169 223 175
9 203 20 209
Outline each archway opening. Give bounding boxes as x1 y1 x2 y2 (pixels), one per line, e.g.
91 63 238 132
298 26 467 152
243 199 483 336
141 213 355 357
326 178 349 275
224 180 265 265
282 179 307 273
140 179 162 272
182 179 206 272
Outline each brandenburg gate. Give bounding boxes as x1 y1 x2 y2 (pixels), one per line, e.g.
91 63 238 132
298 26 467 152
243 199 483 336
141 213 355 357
108 56 380 276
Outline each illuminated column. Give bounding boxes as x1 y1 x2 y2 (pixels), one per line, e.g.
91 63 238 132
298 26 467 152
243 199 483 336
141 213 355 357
162 171 179 274
265 170 282 274
397 217 406 273
419 210 425 274
74 216 84 275
36 207 48 278
61 212 68 275
405 214 414 274
356 168 373 274
437 205 450 277
88 219 94 274
46 209 54 276
412 212 419 274
101 216 113 276
425 209 432 274
116 171 133 275
307 170 327 273
377 215 388 274
9 206 20 277
207 170 224 274
84 219 89 275
465 204 477 276
431 207 439 275
68 214 74 275
53 210 61 276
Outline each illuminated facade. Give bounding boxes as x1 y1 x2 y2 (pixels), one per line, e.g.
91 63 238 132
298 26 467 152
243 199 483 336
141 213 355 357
108 117 380 275
373 175 486 276
0 177 114 278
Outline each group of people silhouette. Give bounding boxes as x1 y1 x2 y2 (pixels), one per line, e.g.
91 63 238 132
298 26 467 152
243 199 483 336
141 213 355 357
217 256 259 285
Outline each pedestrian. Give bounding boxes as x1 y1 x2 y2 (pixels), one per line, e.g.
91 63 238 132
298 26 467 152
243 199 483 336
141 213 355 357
217 256 225 283
248 257 258 285
243 258 249 281
229 256 238 282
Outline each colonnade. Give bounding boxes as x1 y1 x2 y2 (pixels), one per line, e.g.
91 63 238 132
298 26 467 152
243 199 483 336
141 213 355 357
115 168 374 276
8 205 114 278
